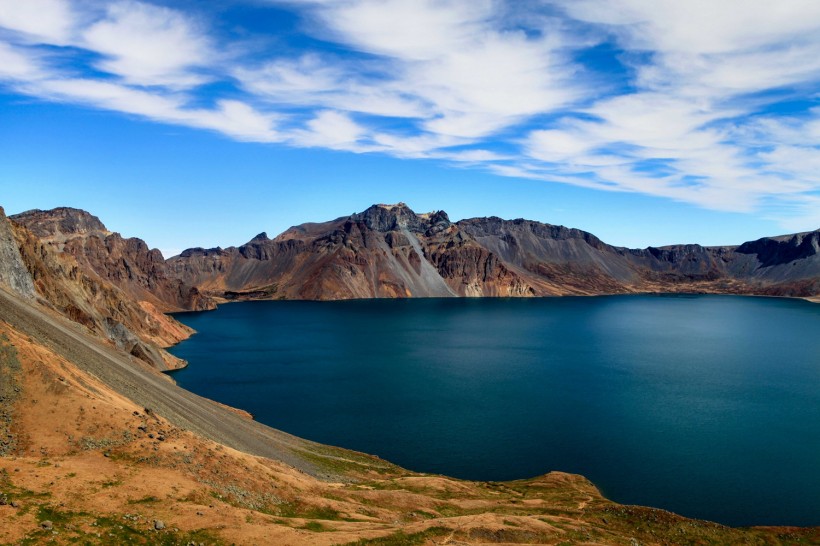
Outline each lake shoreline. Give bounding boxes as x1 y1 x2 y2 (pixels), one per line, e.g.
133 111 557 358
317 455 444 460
169 295 820 527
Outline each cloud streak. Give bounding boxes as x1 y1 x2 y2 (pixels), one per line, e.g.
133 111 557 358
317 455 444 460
0 0 817 230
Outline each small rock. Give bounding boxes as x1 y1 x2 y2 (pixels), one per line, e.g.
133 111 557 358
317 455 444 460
157 435 165 442
137 425 147 432
10 501 19 508
41 520 53 530
153 520 165 530
148 434 154 439
103 452 110 458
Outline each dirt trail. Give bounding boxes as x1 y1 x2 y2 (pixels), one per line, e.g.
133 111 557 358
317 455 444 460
0 287 337 477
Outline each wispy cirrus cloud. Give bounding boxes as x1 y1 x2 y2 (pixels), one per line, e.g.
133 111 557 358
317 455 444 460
81 0 214 87
0 0 818 231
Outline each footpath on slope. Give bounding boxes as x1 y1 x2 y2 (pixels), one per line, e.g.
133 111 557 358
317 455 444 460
0 287 349 478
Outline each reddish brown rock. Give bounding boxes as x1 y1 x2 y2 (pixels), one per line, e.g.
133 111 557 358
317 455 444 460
168 203 819 301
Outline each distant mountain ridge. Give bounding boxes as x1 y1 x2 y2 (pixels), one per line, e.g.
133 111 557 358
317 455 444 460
0 202 818 369
165 203 819 301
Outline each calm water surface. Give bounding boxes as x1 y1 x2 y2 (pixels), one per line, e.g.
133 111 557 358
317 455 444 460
169 295 820 526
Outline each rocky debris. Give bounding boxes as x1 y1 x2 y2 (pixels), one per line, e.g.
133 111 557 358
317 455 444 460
153 519 165 530
0 335 22 456
41 520 53 530
0 207 35 299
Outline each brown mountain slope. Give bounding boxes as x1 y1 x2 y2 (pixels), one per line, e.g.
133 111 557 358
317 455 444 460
10 207 214 312
168 203 820 302
1 208 191 370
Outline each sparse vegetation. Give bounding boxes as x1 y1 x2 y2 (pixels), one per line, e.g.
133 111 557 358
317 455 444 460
342 526 450 545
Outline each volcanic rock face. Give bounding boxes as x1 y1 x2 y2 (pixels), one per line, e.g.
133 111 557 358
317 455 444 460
11 208 214 313
0 207 35 300
5 209 197 370
168 203 819 301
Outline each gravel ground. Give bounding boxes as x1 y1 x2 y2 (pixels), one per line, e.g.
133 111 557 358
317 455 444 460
0 287 331 476
0 332 21 455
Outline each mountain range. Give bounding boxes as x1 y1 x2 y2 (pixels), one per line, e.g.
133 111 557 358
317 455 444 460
14 203 819 305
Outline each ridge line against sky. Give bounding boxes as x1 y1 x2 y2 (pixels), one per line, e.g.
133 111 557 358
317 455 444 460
0 0 819 254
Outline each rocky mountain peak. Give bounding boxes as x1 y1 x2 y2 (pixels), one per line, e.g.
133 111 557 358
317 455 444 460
10 207 109 241
352 203 451 234
736 229 820 267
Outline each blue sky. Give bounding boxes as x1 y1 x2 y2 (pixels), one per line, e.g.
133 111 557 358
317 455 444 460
1 0 818 256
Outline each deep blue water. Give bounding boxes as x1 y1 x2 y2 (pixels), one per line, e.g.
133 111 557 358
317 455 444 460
168 295 820 527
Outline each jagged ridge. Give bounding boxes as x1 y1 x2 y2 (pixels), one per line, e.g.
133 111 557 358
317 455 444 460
167 203 820 301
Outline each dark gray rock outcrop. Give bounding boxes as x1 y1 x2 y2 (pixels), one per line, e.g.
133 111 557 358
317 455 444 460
0 207 35 299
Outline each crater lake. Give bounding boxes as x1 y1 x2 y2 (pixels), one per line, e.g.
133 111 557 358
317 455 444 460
168 295 820 527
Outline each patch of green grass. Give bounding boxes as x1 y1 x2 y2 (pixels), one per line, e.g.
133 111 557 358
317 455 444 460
127 495 159 505
19 505 225 545
101 479 123 488
93 516 225 545
277 502 345 521
303 521 333 532
342 526 450 545
36 504 83 525
296 446 402 478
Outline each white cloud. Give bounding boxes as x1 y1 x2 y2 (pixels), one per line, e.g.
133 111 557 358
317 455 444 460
291 110 368 149
0 0 75 43
82 1 213 87
527 129 597 163
0 42 44 80
260 0 585 139
559 0 820 55
235 55 429 118
304 0 494 61
25 78 280 142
